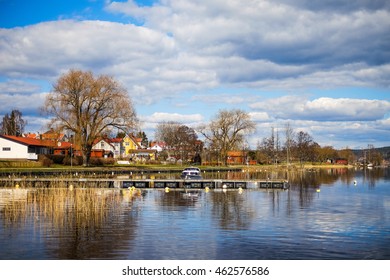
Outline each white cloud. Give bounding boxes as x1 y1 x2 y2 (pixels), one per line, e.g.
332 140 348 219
0 20 176 76
250 96 390 121
0 92 48 115
276 0 390 12
1 2 389 96
23 115 51 133
142 112 204 124
249 112 270 122
0 79 41 94
1 0 389 148
108 0 390 66
104 0 390 91
250 118 390 149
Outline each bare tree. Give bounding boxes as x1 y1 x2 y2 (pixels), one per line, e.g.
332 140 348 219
295 131 316 167
43 69 138 166
284 122 295 166
260 127 281 165
155 121 180 150
155 121 199 162
0 109 27 136
198 109 256 165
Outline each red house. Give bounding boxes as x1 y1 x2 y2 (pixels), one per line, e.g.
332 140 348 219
335 158 348 165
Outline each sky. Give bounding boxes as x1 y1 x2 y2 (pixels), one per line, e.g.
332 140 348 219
0 0 389 149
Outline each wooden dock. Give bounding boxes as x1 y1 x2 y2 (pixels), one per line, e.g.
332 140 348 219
0 177 289 189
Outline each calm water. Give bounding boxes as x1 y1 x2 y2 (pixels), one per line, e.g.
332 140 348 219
0 168 389 260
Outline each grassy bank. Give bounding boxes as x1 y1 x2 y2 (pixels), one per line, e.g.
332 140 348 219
0 159 355 175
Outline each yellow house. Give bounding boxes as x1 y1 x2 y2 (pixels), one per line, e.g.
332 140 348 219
122 134 141 156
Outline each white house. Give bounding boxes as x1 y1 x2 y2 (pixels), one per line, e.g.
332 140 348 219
0 135 52 160
92 138 121 158
148 141 166 153
109 138 123 158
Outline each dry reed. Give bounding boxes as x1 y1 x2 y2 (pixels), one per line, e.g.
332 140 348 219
0 187 142 234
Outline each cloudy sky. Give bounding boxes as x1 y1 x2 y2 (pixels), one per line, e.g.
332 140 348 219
0 0 389 149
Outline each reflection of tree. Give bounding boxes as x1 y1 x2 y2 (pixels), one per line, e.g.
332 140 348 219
284 168 390 209
211 191 255 230
1 188 141 259
289 171 322 209
363 168 387 188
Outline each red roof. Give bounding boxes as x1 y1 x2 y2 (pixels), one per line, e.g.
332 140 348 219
0 135 56 147
227 151 246 157
24 133 38 139
55 142 73 149
109 138 122 143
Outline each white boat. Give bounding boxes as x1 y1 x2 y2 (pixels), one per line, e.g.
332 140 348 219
181 167 202 179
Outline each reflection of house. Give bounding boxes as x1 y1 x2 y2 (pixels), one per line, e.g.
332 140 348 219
0 135 53 160
335 158 348 165
327 158 348 165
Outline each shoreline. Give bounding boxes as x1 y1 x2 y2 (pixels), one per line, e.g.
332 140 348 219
0 162 366 176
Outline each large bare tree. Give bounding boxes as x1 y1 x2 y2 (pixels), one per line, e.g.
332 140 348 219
198 109 256 165
43 69 138 166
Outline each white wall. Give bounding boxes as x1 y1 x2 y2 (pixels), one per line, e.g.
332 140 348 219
92 140 118 157
0 138 29 159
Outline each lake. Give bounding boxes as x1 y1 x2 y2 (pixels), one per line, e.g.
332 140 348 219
0 168 389 260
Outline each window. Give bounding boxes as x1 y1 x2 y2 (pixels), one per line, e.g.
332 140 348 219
2 147 11 151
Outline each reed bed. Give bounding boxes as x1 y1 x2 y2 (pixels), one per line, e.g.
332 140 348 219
0 187 142 235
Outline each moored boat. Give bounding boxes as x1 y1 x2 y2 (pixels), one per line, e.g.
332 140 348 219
181 167 202 179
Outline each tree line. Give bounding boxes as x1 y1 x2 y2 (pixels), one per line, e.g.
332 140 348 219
1 69 385 166
255 125 353 167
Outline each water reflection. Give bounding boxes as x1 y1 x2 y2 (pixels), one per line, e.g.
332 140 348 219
210 191 255 230
0 188 142 259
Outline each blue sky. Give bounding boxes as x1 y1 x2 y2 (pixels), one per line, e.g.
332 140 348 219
0 0 389 149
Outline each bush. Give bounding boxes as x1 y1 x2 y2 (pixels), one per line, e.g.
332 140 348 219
63 156 82 166
38 155 53 167
48 155 65 164
89 157 115 166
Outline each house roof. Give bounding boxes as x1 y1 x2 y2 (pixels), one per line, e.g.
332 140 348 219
24 133 38 139
150 141 167 148
40 129 65 141
92 137 116 147
54 141 75 149
110 138 123 143
227 151 246 157
0 135 56 147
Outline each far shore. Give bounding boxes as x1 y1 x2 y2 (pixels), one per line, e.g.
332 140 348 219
0 161 365 175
